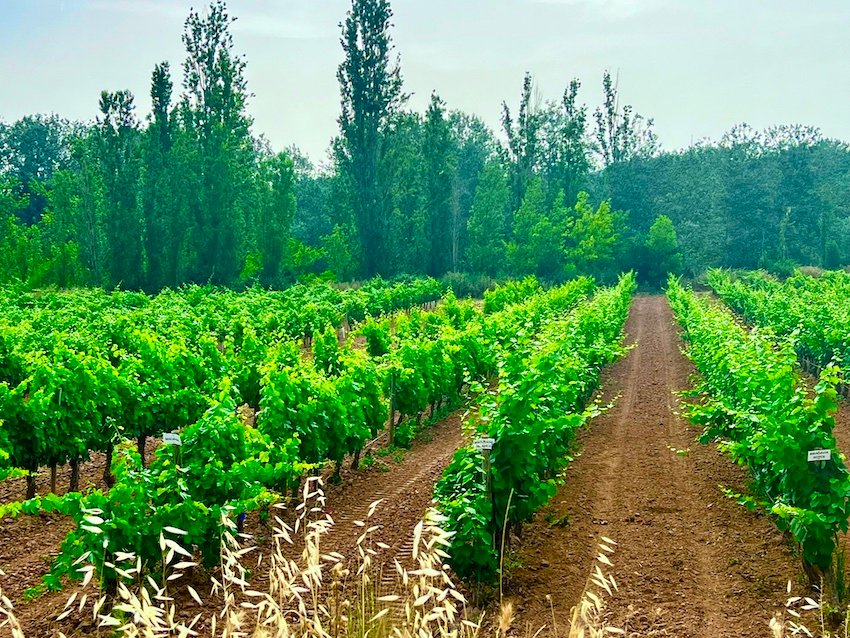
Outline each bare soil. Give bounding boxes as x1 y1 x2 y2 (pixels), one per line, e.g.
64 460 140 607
504 296 802 637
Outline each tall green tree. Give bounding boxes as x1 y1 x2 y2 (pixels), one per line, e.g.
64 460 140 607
449 112 496 271
563 191 622 282
502 73 540 212
97 90 144 289
640 215 683 287
253 150 297 286
289 147 333 248
506 177 565 280
385 112 426 274
141 62 185 290
0 115 72 225
540 79 589 204
593 70 657 169
337 0 405 277
422 92 456 277
181 0 253 284
466 161 509 276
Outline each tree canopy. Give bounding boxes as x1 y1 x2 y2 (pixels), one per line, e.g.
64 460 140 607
1 0 848 290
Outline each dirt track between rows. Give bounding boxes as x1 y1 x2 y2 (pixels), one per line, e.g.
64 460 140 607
506 296 800 637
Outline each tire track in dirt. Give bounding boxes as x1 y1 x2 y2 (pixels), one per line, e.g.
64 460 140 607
318 409 466 569
506 296 799 638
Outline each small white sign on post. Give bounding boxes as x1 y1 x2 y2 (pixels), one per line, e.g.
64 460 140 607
473 438 495 452
163 432 182 446
808 449 831 463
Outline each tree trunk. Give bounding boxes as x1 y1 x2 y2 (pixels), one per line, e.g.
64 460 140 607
25 472 37 500
331 461 342 485
351 448 362 470
290 478 302 503
69 458 80 493
387 377 396 448
137 434 147 467
50 464 57 495
103 444 115 487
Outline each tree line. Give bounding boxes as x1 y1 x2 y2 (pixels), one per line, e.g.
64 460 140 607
1 0 848 292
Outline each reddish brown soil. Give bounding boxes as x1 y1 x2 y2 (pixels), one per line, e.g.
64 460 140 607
831 396 850 458
322 410 464 558
505 296 801 637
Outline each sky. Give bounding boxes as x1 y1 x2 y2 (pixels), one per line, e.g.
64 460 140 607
2 0 849 163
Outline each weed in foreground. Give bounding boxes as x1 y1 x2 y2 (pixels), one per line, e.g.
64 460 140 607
567 536 621 638
0 478 482 638
769 580 850 638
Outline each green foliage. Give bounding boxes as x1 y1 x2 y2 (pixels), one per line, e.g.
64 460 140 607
313 324 342 376
253 151 298 286
501 73 541 211
596 125 849 276
0 276 465 593
637 215 684 287
465 162 510 276
423 92 457 275
337 0 406 277
593 70 657 167
708 268 850 371
668 276 850 572
361 317 392 358
506 178 565 280
321 224 360 281
435 273 634 581
1 0 848 290
563 192 623 282
483 276 542 313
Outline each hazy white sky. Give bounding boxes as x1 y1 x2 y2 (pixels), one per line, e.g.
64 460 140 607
2 0 849 162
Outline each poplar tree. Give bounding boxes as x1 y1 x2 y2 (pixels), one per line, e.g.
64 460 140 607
422 93 455 277
97 90 144 289
502 73 541 212
593 70 658 168
337 0 405 277
181 0 253 284
141 62 181 290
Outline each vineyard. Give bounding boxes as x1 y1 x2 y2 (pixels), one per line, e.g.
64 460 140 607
3 271 850 636
708 269 850 382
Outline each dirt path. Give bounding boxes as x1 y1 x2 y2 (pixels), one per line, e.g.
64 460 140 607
316 408 465 566
506 296 799 637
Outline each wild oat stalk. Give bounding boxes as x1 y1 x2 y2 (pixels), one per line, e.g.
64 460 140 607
6 481 485 638
567 536 622 638
0 568 26 638
768 580 850 638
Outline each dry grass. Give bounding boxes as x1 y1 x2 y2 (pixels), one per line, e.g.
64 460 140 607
566 536 622 638
769 580 850 638
0 478 484 638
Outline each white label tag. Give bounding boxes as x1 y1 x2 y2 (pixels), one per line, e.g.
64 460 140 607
808 449 831 462
163 432 182 446
473 438 495 452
